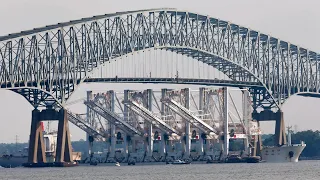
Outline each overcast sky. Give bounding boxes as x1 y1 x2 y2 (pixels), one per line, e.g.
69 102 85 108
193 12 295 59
0 0 320 143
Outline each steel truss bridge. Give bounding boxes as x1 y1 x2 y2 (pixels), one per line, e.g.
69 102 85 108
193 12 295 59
1 8 319 149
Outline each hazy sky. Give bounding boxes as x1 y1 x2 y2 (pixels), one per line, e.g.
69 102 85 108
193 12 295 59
0 0 320 143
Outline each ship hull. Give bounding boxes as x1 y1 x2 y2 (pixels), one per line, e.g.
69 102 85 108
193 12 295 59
0 156 27 168
0 152 81 168
261 145 306 163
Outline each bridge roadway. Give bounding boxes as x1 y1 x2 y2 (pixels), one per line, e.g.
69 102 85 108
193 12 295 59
0 78 261 88
84 77 263 88
85 77 320 98
3 77 316 98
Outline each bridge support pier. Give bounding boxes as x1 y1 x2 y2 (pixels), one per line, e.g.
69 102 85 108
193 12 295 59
55 109 73 163
274 111 287 146
27 109 46 164
252 110 287 147
24 108 74 167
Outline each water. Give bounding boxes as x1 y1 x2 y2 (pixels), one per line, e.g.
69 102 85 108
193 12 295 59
1 161 320 180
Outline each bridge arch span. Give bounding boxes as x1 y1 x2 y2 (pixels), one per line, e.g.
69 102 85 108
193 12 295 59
0 8 318 110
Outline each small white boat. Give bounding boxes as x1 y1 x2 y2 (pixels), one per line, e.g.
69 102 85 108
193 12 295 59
167 159 191 165
115 162 120 166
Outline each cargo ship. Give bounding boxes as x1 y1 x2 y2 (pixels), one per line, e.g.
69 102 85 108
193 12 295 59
261 127 306 163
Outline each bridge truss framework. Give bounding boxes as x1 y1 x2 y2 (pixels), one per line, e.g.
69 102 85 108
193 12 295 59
1 8 317 163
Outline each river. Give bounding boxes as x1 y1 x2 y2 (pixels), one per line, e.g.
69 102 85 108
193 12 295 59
0 160 319 180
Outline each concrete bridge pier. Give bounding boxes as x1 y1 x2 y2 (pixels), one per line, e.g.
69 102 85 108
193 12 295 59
274 111 287 146
27 109 46 164
55 109 73 164
252 110 287 150
24 108 74 167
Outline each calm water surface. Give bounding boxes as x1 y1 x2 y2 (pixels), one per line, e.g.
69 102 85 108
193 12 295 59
0 160 319 180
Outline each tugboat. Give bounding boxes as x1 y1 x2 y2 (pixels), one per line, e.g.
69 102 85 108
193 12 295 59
225 154 243 163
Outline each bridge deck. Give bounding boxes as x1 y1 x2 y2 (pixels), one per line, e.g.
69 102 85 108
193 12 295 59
1 78 262 89
84 78 263 88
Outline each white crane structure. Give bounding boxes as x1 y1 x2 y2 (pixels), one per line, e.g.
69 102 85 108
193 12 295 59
71 87 260 163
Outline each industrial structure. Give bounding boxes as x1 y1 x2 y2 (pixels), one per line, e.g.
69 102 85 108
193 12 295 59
83 87 260 163
0 8 317 166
